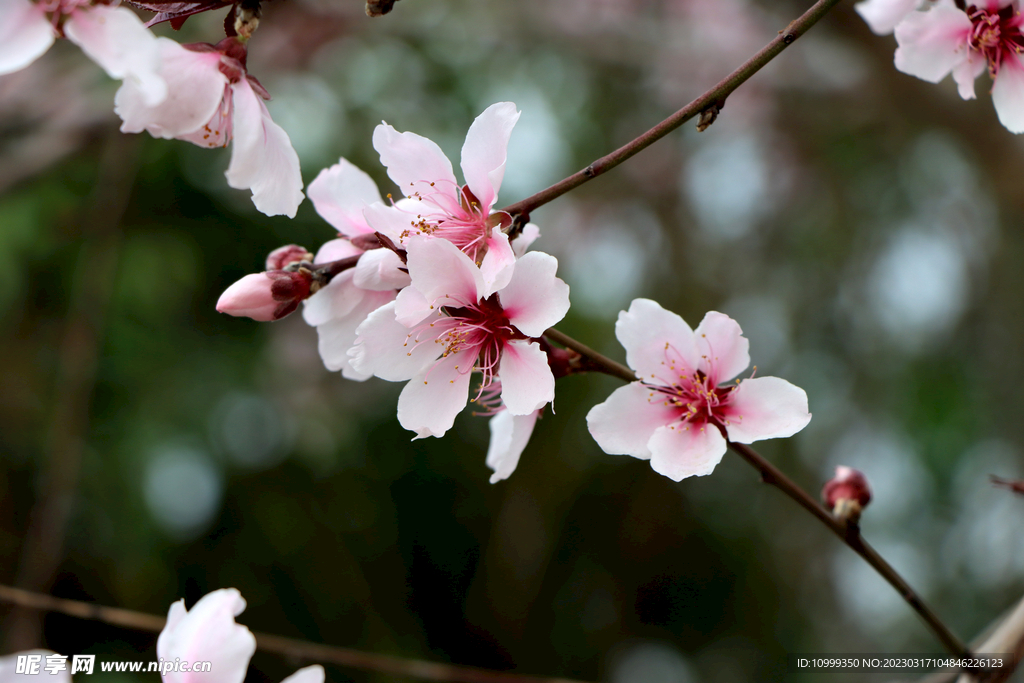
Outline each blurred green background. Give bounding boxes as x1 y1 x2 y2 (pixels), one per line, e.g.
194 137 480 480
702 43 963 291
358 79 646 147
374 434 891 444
1 0 1023 681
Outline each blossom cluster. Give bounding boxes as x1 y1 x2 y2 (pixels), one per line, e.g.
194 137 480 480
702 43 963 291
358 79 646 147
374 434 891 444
217 103 813 483
858 0 1024 133
0 0 303 216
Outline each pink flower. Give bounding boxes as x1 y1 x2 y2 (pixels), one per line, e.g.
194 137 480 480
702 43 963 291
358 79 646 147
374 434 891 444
856 0 921 34
114 37 303 217
894 0 1024 132
822 465 872 510
0 0 165 105
216 270 314 321
361 102 526 292
158 588 323 683
586 299 811 482
350 237 569 439
302 158 410 379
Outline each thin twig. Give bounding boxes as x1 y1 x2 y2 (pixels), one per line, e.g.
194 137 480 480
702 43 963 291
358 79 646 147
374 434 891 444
500 0 844 217
543 327 970 658
0 585 588 683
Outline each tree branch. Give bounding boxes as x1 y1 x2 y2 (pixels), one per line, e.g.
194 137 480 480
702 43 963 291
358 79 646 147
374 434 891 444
0 585 588 683
500 0 844 217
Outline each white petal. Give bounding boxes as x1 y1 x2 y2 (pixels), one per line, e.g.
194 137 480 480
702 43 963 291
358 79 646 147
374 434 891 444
157 588 255 683
281 666 325 683
722 376 811 443
498 339 555 415
586 382 679 460
854 0 918 35
498 251 570 338
486 409 540 483
303 271 356 327
0 0 53 76
363 201 416 242
304 275 396 379
952 52 985 99
893 3 972 83
992 54 1024 133
352 248 411 291
350 301 447 381
405 236 485 308
393 285 436 327
511 222 541 257
397 350 473 438
225 79 304 218
313 237 363 265
0 651 72 682
372 122 460 210
460 101 520 211
115 39 226 139
479 227 515 296
648 422 727 481
65 5 166 106
693 311 750 384
614 298 700 385
307 158 381 237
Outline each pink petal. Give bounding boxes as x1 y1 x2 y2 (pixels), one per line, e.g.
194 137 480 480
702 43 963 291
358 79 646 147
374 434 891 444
0 0 53 76
225 79 304 218
115 38 225 139
157 588 255 683
952 52 986 99
303 271 357 327
393 285 435 327
479 227 515 296
498 339 555 415
65 5 166 106
721 376 811 444
353 248 411 291
281 667 325 683
648 422 727 481
216 273 278 321
372 122 460 210
693 311 750 384
614 298 700 385
460 102 520 211
397 350 474 438
362 201 416 242
405 236 485 308
498 252 570 337
511 222 541 257
349 301 448 381
992 54 1024 133
854 0 918 35
307 158 382 237
486 409 540 483
313 237 363 265
586 381 679 459
894 3 972 83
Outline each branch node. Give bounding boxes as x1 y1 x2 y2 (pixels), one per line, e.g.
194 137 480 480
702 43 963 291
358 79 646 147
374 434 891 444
583 165 596 178
696 103 722 132
782 32 796 44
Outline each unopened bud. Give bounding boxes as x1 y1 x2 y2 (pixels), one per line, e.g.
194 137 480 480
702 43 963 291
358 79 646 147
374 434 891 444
266 244 313 271
216 269 314 322
366 0 399 16
822 466 871 525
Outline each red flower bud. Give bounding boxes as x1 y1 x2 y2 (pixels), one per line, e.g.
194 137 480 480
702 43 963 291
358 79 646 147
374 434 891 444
265 244 313 271
822 466 871 524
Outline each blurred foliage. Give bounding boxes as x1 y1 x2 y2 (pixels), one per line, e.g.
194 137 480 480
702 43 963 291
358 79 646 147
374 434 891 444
2 0 1024 682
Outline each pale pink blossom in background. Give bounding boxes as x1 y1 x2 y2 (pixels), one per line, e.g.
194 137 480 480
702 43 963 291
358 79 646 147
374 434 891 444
362 102 525 293
587 299 811 482
158 588 324 683
350 237 569 439
0 0 165 105
115 38 304 217
894 0 1024 132
302 158 409 379
855 0 920 35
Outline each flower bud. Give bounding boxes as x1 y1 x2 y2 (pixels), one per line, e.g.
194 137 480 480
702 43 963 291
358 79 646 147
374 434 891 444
216 270 314 322
822 465 871 525
265 244 313 271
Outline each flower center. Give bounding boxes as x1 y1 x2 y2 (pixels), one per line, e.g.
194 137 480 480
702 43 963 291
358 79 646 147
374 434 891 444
396 185 507 264
967 5 1024 74
655 369 736 429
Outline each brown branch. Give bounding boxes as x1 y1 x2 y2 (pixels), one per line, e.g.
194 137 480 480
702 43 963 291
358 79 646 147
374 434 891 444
500 0 844 217
543 327 970 658
0 585 588 683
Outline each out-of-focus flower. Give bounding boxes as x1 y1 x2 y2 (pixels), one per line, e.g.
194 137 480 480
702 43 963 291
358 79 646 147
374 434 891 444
362 102 527 293
0 0 165 105
0 650 72 682
158 588 324 683
302 158 410 379
855 0 921 35
822 465 872 524
115 36 303 217
587 299 811 482
350 237 569 439
894 0 1024 132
